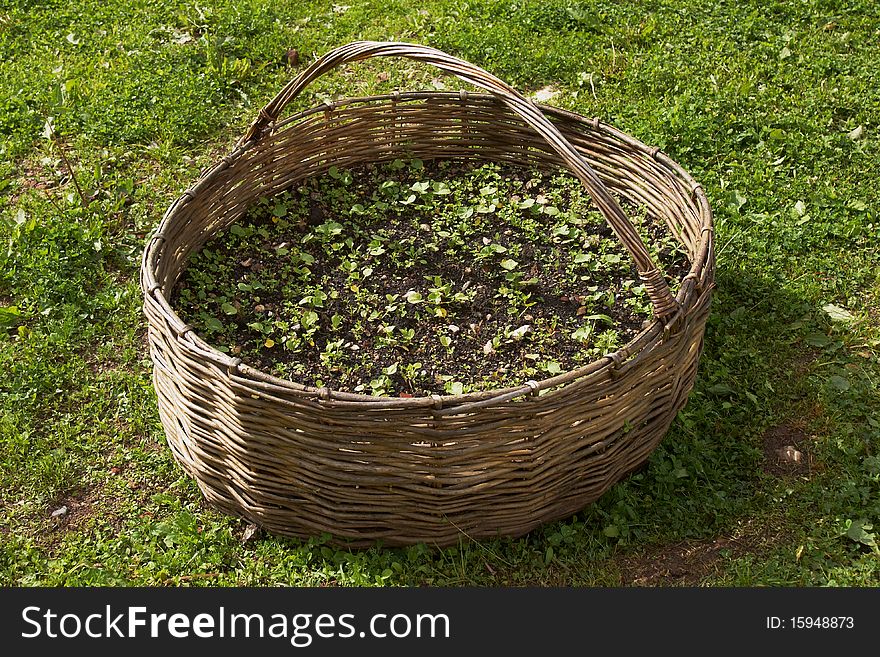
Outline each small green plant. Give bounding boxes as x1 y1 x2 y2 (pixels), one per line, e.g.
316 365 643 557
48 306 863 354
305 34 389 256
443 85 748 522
172 158 689 396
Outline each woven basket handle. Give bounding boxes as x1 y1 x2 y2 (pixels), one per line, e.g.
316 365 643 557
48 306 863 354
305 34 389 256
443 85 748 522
240 41 679 321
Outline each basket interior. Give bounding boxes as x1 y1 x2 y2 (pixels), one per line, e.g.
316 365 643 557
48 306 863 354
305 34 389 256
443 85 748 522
151 93 705 296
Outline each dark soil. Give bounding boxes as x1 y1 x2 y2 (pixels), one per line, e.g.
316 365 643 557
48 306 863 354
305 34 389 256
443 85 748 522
172 159 690 397
617 519 783 586
762 424 813 478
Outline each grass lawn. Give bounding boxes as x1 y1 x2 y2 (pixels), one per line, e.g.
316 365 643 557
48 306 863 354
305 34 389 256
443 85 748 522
1 0 878 586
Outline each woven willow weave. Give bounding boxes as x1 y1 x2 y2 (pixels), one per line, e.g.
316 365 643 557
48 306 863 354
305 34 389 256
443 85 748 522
141 42 714 547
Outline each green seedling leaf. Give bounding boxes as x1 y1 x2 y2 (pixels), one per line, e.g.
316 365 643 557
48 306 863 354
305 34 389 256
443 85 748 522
828 375 850 391
221 302 237 315
318 221 343 236
500 259 518 271
708 383 735 396
302 310 319 328
845 520 877 548
729 190 747 212
543 361 562 375
0 305 21 329
822 304 855 324
804 333 831 347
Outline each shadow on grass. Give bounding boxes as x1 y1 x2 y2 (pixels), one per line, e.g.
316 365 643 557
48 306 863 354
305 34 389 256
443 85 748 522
548 261 877 586
355 262 847 585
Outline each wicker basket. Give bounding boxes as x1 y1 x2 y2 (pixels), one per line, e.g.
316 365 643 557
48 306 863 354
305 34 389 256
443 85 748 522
141 42 714 547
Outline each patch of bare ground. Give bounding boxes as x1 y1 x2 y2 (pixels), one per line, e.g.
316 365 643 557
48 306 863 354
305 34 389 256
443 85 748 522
78 326 148 377
13 157 57 197
45 486 110 537
762 423 814 478
616 517 784 586
788 349 817 378
28 464 151 550
856 278 880 332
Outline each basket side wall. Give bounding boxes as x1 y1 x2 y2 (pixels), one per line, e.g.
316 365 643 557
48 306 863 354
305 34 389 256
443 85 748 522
149 286 710 547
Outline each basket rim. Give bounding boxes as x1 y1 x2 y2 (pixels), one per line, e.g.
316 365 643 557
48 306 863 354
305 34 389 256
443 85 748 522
141 92 714 413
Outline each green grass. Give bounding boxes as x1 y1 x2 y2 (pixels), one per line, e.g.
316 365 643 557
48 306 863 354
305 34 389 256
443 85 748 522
1 0 878 586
